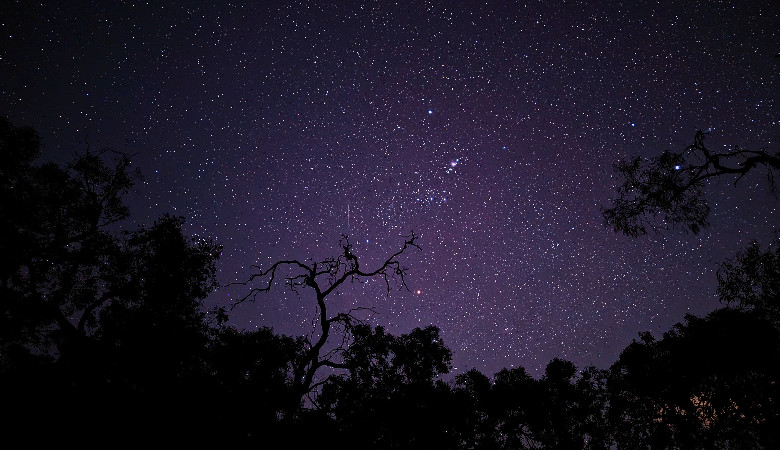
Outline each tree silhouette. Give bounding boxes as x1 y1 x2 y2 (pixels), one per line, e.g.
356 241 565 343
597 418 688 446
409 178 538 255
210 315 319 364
317 324 455 449
446 360 612 450
204 325 304 444
574 366 612 449
451 368 497 449
0 116 222 381
601 128 780 448
1 116 441 444
1 116 138 362
232 233 421 418
0 117 230 444
86 214 222 390
7 114 777 447
602 130 779 237
607 308 779 448
717 238 780 321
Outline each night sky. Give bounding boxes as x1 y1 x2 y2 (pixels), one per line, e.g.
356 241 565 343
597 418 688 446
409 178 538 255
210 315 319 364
2 1 778 377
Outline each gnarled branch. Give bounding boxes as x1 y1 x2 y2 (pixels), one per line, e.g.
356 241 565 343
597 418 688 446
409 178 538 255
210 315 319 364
602 131 779 237
230 232 420 417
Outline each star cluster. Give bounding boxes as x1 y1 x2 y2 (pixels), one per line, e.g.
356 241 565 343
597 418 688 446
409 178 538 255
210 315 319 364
2 0 777 376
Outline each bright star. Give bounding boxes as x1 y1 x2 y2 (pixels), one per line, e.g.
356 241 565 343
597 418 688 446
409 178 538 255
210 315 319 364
446 158 461 174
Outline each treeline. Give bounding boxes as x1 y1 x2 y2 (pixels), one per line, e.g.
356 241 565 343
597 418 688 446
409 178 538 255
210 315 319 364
1 117 777 448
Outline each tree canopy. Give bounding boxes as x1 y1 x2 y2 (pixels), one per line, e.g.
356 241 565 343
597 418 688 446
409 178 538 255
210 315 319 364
717 238 780 321
602 131 779 237
1 117 777 448
231 232 421 418
608 307 779 448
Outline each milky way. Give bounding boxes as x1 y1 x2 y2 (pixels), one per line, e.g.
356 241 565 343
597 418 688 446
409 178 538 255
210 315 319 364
2 0 778 376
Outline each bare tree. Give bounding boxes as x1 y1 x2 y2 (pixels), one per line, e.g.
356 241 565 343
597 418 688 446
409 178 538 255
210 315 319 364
602 130 780 237
231 232 420 416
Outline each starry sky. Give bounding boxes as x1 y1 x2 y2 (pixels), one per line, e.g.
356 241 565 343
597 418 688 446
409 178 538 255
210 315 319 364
2 0 778 377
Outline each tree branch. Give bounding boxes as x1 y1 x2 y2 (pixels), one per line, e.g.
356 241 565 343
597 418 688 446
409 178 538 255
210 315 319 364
231 233 420 416
602 131 778 236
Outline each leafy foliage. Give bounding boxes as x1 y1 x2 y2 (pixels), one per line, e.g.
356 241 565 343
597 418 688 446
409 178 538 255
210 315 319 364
603 131 779 236
317 325 456 449
717 238 780 320
608 308 779 449
1 117 777 447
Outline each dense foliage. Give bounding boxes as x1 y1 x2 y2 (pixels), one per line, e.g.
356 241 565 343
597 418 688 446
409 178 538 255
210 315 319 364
2 118 777 448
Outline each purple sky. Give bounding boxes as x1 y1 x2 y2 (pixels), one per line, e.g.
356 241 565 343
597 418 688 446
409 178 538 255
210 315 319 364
2 0 778 376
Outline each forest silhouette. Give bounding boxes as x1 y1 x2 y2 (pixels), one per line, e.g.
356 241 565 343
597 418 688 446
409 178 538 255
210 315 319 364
1 116 777 448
